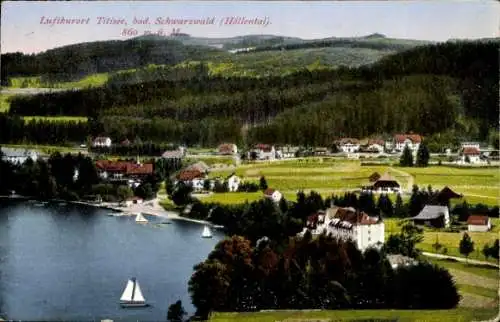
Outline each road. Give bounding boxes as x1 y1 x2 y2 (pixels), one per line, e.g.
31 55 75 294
422 252 500 268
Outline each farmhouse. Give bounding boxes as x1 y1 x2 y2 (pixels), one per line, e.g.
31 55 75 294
411 205 450 228
364 139 385 153
458 147 482 164
467 215 491 232
161 148 185 166
176 169 207 191
276 145 300 159
362 173 401 193
336 138 360 153
263 188 282 203
226 173 241 192
393 133 422 153
302 206 385 251
251 144 276 160
95 160 154 182
92 136 112 147
436 186 462 205
185 161 210 174
218 143 238 155
0 147 38 164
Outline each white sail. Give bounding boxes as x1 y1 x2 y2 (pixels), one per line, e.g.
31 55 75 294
132 281 145 302
135 213 148 223
202 225 212 238
120 280 135 301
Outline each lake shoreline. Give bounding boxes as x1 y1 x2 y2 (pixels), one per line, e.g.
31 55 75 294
0 195 224 229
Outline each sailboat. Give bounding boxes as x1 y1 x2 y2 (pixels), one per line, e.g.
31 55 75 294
135 213 148 223
120 277 148 307
201 225 212 238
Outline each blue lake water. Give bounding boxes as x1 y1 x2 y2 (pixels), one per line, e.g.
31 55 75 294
0 199 223 321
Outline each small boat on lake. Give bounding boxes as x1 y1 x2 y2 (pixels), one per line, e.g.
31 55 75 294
135 213 148 223
201 225 212 238
120 277 148 308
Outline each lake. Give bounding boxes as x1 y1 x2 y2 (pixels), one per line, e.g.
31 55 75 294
0 199 224 321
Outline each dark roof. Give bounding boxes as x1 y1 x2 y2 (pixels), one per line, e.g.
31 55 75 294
438 186 462 200
95 160 153 175
218 143 236 154
467 215 489 225
176 169 204 181
369 172 381 182
328 207 380 226
412 205 448 220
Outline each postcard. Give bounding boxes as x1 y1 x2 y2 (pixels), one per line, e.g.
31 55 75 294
0 1 499 321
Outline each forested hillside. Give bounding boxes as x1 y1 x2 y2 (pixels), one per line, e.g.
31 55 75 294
1 34 427 85
1 39 498 148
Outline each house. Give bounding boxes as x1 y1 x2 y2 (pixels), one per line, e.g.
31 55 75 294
92 136 112 147
161 149 185 166
276 146 300 159
411 205 450 228
95 160 154 182
263 188 282 203
301 206 385 251
218 143 238 155
365 139 385 153
386 254 418 269
362 173 401 193
467 215 491 232
336 138 360 153
393 134 422 153
251 144 276 160
459 147 482 164
435 186 462 205
185 161 210 174
314 147 329 156
226 174 241 192
176 169 207 191
0 147 38 164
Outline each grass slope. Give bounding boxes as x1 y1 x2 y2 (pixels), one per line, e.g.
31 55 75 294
209 308 497 322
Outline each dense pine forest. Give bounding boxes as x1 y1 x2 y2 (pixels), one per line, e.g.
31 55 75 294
1 39 498 148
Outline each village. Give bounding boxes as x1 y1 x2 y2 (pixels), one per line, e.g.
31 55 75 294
1 131 497 263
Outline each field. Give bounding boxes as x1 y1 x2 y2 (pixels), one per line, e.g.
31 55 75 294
0 94 13 112
7 73 109 89
205 159 499 207
209 308 497 322
22 116 88 123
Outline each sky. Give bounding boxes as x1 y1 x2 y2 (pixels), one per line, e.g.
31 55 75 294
2 1 499 54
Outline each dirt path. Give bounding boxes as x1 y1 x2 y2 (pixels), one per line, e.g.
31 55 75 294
422 252 499 268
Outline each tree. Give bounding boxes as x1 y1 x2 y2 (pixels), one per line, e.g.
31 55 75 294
394 193 406 218
167 300 187 322
459 233 474 262
383 223 424 258
416 143 430 167
203 179 211 191
165 177 175 196
117 185 133 202
377 194 393 217
171 182 194 206
483 239 499 260
259 176 268 191
399 145 414 167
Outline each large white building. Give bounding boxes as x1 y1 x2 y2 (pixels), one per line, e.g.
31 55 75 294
393 134 422 153
301 206 385 251
336 138 360 153
0 147 38 164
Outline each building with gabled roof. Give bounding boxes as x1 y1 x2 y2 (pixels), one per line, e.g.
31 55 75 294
411 205 450 228
301 206 384 251
467 215 491 232
393 133 422 153
218 143 238 155
263 188 282 202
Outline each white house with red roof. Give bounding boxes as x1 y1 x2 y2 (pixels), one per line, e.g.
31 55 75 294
218 143 238 155
393 133 422 153
263 188 282 202
336 138 360 153
467 215 491 232
459 147 482 164
251 144 276 160
301 206 385 251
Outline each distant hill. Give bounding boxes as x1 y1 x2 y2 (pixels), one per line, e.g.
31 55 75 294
1 34 432 85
